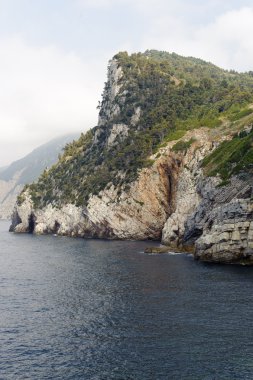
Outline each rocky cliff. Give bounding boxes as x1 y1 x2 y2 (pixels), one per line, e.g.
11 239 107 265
161 130 253 264
186 175 253 264
10 50 253 264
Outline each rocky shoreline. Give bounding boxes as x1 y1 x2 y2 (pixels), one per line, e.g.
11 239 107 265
10 135 253 264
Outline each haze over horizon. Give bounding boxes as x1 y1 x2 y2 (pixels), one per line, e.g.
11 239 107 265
1 0 253 166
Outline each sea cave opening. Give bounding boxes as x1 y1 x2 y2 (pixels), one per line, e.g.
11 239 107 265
28 213 35 233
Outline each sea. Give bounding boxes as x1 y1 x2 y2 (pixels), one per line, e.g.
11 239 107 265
0 220 253 380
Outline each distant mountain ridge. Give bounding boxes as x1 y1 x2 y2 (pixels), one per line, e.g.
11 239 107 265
0 166 7 172
0 133 79 219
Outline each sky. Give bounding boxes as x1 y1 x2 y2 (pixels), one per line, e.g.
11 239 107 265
1 0 253 166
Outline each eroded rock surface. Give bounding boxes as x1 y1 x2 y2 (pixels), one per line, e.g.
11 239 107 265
162 128 214 247
10 124 253 264
10 155 181 239
191 178 253 264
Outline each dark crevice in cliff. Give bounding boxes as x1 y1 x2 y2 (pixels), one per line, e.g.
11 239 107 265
9 211 22 232
162 158 182 217
53 221 61 234
28 214 36 234
183 227 203 245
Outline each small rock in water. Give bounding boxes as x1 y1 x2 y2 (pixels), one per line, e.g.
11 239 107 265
144 246 171 254
144 245 194 254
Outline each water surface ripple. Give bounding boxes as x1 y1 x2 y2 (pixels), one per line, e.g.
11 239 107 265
0 221 253 379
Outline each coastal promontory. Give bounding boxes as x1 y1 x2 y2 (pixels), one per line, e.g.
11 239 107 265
10 50 253 264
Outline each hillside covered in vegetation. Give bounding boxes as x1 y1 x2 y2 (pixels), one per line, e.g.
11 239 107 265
11 50 253 264
18 50 253 209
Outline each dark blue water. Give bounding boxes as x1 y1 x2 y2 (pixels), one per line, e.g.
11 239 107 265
1 220 253 379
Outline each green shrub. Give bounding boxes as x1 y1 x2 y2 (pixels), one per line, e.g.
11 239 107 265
172 138 196 152
228 108 253 122
202 128 253 179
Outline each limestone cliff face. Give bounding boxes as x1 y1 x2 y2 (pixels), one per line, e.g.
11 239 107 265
93 58 140 151
10 155 181 239
195 199 253 264
97 59 123 126
161 128 215 247
161 132 253 263
10 125 253 263
186 175 253 264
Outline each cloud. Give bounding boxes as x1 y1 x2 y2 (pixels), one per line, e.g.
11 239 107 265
77 0 177 11
195 7 253 70
140 6 253 72
77 1 253 71
0 37 105 166
77 0 116 7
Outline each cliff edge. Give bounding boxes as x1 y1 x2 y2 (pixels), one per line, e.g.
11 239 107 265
10 50 253 264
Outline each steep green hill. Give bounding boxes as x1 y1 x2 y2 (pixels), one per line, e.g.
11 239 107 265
21 50 253 209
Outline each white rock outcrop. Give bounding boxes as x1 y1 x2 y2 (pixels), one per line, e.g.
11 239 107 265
10 125 253 264
107 123 129 148
10 154 181 239
98 59 123 126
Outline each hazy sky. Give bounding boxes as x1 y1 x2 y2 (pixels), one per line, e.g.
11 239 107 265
1 0 253 166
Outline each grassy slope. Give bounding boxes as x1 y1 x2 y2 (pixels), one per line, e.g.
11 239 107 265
202 123 253 181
